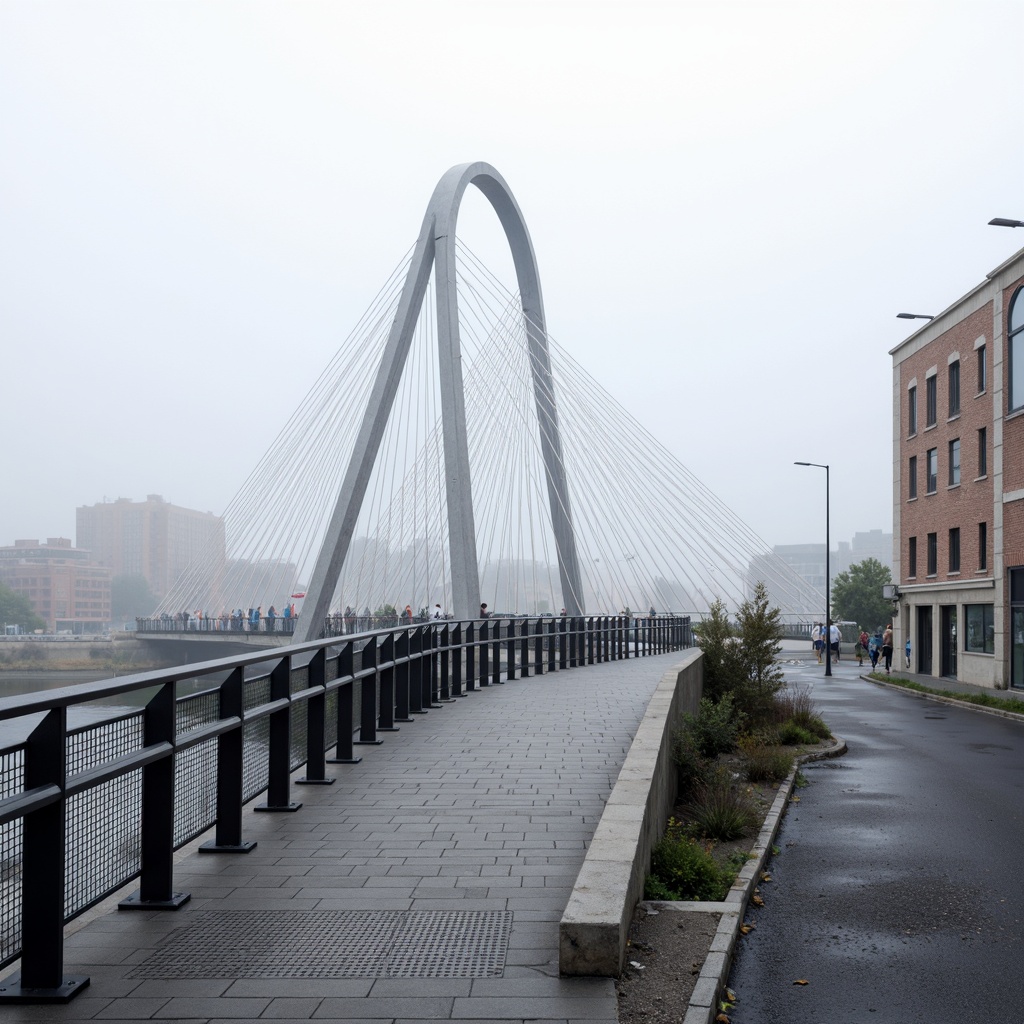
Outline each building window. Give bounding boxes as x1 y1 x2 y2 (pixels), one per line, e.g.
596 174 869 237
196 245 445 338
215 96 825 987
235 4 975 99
978 344 986 393
1011 288 1024 412
979 521 988 570
926 448 937 493
965 604 994 654
908 455 917 499
949 359 960 417
908 536 917 577
949 527 960 573
908 386 917 435
927 532 937 575
948 438 960 486
926 375 937 426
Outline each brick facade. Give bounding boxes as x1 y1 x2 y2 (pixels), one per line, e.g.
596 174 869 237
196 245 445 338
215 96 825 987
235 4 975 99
892 248 1024 688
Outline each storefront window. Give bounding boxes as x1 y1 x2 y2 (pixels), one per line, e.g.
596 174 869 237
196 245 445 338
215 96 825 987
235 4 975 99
965 604 994 654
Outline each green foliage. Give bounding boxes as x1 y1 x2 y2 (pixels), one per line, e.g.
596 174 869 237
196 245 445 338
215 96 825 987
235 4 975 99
687 773 759 840
882 676 1024 715
693 599 742 703
731 582 786 717
687 694 744 758
374 603 397 618
777 721 819 745
740 738 794 783
831 557 893 634
0 583 45 632
111 574 158 618
671 728 710 798
648 824 732 901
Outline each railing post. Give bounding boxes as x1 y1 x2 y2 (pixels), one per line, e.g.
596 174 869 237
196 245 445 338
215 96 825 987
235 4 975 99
559 616 567 670
464 622 476 691
506 620 517 681
200 667 256 853
491 621 503 685
120 681 190 909
256 655 302 812
298 649 335 785
450 623 466 696
327 643 361 764
479 620 490 686
438 624 455 700
377 634 400 732
520 619 531 676
586 617 595 665
2 709 89 1002
356 639 384 743
569 617 579 668
427 625 443 707
394 630 413 719
533 617 544 675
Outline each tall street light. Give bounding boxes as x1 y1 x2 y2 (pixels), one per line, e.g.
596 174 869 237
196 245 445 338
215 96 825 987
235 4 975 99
896 313 934 321
989 218 1024 228
795 461 831 677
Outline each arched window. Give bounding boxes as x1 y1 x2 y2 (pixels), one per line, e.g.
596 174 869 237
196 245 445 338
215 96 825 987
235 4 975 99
1009 287 1024 411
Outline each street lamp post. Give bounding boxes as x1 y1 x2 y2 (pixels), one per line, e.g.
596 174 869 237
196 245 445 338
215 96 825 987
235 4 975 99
795 461 831 677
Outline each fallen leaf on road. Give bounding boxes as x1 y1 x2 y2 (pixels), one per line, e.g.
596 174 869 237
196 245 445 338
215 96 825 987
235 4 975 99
751 893 765 907
793 979 809 985
740 923 755 935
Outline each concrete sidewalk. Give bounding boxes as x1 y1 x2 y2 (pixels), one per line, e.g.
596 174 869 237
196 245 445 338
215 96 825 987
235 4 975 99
4 652 688 1024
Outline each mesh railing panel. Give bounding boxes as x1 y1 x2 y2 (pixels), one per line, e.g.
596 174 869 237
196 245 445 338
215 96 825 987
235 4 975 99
0 749 24 965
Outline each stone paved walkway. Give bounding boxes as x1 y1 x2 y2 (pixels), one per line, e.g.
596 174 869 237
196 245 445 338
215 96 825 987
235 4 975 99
6 652 685 1023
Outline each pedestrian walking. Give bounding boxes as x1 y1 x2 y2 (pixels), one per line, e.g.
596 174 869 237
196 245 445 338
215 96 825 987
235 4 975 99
868 632 880 671
829 621 841 663
881 623 894 673
811 622 823 664
905 637 912 669
857 629 869 667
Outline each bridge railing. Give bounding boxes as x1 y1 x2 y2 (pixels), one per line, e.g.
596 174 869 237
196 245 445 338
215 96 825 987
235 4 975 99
136 616 298 635
0 613 689 1002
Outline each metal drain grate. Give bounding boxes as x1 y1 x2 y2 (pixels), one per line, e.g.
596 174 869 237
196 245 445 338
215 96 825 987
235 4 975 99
128 910 513 979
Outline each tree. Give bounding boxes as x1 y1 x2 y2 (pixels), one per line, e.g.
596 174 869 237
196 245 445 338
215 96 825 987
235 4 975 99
831 558 893 633
732 581 785 717
111 575 159 619
694 598 742 704
0 582 45 632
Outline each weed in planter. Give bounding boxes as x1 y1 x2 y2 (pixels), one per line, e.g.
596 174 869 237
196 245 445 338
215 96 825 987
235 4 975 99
647 824 731 902
740 738 794 783
671 727 711 798
685 693 744 758
687 772 759 840
777 721 819 746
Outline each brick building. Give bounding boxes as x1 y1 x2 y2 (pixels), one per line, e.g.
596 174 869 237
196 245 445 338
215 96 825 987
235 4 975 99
891 247 1024 688
76 495 224 604
0 538 112 633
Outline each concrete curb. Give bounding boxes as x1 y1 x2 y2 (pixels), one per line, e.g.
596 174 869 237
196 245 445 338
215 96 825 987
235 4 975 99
864 673 1024 723
638 734 847 1024
558 650 703 977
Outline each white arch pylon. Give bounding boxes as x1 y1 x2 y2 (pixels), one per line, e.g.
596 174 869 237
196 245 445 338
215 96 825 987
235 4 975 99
296 162 584 639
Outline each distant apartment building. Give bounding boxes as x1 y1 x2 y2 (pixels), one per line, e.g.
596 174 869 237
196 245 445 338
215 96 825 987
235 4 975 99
76 495 225 604
0 538 111 632
891 246 1024 689
771 531 892 594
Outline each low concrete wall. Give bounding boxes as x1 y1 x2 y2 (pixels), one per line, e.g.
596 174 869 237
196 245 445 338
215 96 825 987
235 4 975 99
559 648 703 976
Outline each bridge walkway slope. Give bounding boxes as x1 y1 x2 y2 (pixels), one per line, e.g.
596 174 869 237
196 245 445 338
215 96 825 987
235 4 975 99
13 651 685 1024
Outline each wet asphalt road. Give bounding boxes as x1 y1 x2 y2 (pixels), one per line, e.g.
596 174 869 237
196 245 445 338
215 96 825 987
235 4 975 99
727 659 1024 1024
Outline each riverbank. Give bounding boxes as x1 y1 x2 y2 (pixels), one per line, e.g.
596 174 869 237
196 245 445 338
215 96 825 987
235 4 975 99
0 636 171 673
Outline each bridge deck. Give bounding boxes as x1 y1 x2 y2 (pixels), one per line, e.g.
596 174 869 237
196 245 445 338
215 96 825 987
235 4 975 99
15 652 684 1024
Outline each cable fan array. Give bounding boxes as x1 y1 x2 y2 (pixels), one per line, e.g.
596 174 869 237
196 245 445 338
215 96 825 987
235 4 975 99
157 237 824 624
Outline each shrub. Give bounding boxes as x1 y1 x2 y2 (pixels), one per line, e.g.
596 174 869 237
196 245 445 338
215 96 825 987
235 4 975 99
671 727 710 798
777 721 819 746
685 694 744 758
649 829 731 901
687 776 759 840
740 738 794 783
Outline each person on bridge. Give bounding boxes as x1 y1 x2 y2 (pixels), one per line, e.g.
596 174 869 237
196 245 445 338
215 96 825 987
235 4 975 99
431 604 443 619
267 606 276 631
480 603 490 618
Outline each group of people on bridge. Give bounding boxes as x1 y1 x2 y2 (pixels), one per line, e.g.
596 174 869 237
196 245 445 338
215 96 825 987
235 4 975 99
157 606 300 633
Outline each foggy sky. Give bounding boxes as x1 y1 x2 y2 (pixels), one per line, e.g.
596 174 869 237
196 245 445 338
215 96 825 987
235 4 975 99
3 0 1023 557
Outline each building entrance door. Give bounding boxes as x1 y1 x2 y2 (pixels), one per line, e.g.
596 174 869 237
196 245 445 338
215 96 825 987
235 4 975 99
940 605 957 678
917 606 933 676
1013 608 1024 690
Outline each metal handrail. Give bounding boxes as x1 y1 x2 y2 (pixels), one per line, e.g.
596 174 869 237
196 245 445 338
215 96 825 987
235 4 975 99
0 613 690 1003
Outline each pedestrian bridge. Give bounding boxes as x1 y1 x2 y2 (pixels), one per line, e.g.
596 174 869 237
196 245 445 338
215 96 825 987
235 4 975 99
0 615 691 1017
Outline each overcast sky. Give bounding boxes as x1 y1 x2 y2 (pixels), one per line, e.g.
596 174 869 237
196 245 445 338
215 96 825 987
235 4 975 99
3 0 1023 558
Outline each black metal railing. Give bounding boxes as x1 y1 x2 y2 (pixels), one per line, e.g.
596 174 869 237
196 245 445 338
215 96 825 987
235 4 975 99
0 613 689 1002
136 615 298 636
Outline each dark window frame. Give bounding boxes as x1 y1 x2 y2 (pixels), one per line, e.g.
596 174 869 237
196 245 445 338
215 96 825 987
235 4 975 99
908 536 917 578
965 603 994 654
979 521 988 571
949 527 960 573
927 532 937 576
978 426 987 477
949 359 961 417
908 386 917 435
948 438 960 486
926 447 937 493
908 455 917 499
1010 287 1024 412
926 375 937 426
977 344 987 393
